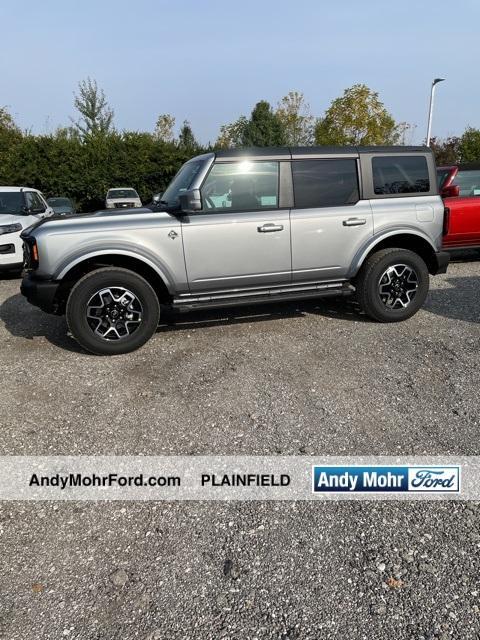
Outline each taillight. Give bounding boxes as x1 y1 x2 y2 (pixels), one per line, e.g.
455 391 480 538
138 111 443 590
442 207 450 236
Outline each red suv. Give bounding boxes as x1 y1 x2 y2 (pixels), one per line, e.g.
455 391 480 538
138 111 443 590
438 165 480 250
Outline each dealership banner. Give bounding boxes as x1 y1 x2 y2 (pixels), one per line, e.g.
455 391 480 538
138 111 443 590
0 456 475 501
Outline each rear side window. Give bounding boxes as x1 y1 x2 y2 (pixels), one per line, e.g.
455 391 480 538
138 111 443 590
372 156 430 195
292 159 359 208
453 169 480 196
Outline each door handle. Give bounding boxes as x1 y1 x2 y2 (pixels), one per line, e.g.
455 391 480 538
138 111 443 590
342 217 367 227
258 223 284 232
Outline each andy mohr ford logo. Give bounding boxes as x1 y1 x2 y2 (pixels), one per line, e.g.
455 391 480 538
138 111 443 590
312 466 460 493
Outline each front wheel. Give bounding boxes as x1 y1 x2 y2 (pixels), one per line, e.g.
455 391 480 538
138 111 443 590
354 248 429 322
66 267 160 355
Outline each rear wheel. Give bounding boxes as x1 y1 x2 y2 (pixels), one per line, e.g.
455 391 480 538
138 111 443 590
354 248 429 322
66 267 160 355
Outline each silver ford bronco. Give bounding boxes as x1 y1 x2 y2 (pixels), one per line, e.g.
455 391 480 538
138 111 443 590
21 146 449 355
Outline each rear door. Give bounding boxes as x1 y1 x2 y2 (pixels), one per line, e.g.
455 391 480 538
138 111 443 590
181 160 292 292
290 156 373 282
444 169 480 246
364 153 445 249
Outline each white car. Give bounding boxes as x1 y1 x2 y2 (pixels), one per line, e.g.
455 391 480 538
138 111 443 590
105 188 142 209
0 187 54 273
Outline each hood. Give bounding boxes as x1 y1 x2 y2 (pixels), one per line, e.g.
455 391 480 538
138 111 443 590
106 196 141 203
22 207 160 235
0 214 34 228
90 207 152 217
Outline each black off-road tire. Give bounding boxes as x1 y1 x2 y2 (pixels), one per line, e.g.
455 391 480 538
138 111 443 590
354 248 429 322
66 267 160 355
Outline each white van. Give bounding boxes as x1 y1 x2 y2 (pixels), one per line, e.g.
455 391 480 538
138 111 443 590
0 187 54 273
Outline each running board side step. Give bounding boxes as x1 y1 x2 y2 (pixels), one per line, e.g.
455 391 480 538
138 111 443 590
173 282 354 311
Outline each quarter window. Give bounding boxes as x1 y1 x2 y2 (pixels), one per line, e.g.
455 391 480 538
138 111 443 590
201 161 279 212
372 156 430 195
291 159 359 208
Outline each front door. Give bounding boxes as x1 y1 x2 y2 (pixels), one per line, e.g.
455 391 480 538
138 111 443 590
181 160 291 292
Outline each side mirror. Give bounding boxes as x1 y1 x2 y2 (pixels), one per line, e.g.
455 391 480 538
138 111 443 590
441 184 460 198
179 189 202 213
23 205 46 215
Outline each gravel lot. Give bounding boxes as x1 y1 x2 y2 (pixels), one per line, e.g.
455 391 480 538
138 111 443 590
0 257 479 639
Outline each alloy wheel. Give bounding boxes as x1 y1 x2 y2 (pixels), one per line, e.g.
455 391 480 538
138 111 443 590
86 287 143 340
378 264 419 310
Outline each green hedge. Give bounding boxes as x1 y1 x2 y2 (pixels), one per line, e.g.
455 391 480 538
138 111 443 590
0 132 202 212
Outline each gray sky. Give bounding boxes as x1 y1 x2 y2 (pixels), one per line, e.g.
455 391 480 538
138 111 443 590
1 0 477 143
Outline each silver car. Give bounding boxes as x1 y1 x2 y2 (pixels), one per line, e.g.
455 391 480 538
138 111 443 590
21 146 449 355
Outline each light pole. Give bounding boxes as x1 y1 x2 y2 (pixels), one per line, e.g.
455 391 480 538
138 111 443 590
426 78 445 146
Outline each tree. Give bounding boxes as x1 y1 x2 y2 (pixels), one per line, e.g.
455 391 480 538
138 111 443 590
215 116 248 148
178 120 199 150
0 107 22 182
396 122 417 146
276 91 314 145
430 136 461 166
458 127 480 164
315 84 400 146
154 113 175 143
241 101 286 147
0 106 19 134
72 78 114 139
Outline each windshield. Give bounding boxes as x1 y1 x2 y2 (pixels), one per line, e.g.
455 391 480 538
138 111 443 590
107 189 138 199
160 160 204 208
0 192 24 215
48 198 72 207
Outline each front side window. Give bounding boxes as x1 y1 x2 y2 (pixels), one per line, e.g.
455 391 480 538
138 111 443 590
292 159 359 208
453 169 480 196
372 156 430 195
201 161 279 212
25 192 45 211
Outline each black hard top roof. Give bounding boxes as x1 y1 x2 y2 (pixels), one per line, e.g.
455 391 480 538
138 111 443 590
214 145 431 159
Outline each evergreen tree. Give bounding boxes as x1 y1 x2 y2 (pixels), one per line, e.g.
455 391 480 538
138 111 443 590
178 120 198 150
241 101 286 147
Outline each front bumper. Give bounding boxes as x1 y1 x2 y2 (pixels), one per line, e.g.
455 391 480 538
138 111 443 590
21 274 61 314
0 233 24 270
0 260 23 272
433 250 450 275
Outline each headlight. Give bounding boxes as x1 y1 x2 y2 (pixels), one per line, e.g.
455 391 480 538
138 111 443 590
0 223 22 235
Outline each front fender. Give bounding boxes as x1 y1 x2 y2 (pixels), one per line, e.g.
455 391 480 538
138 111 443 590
55 245 177 293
